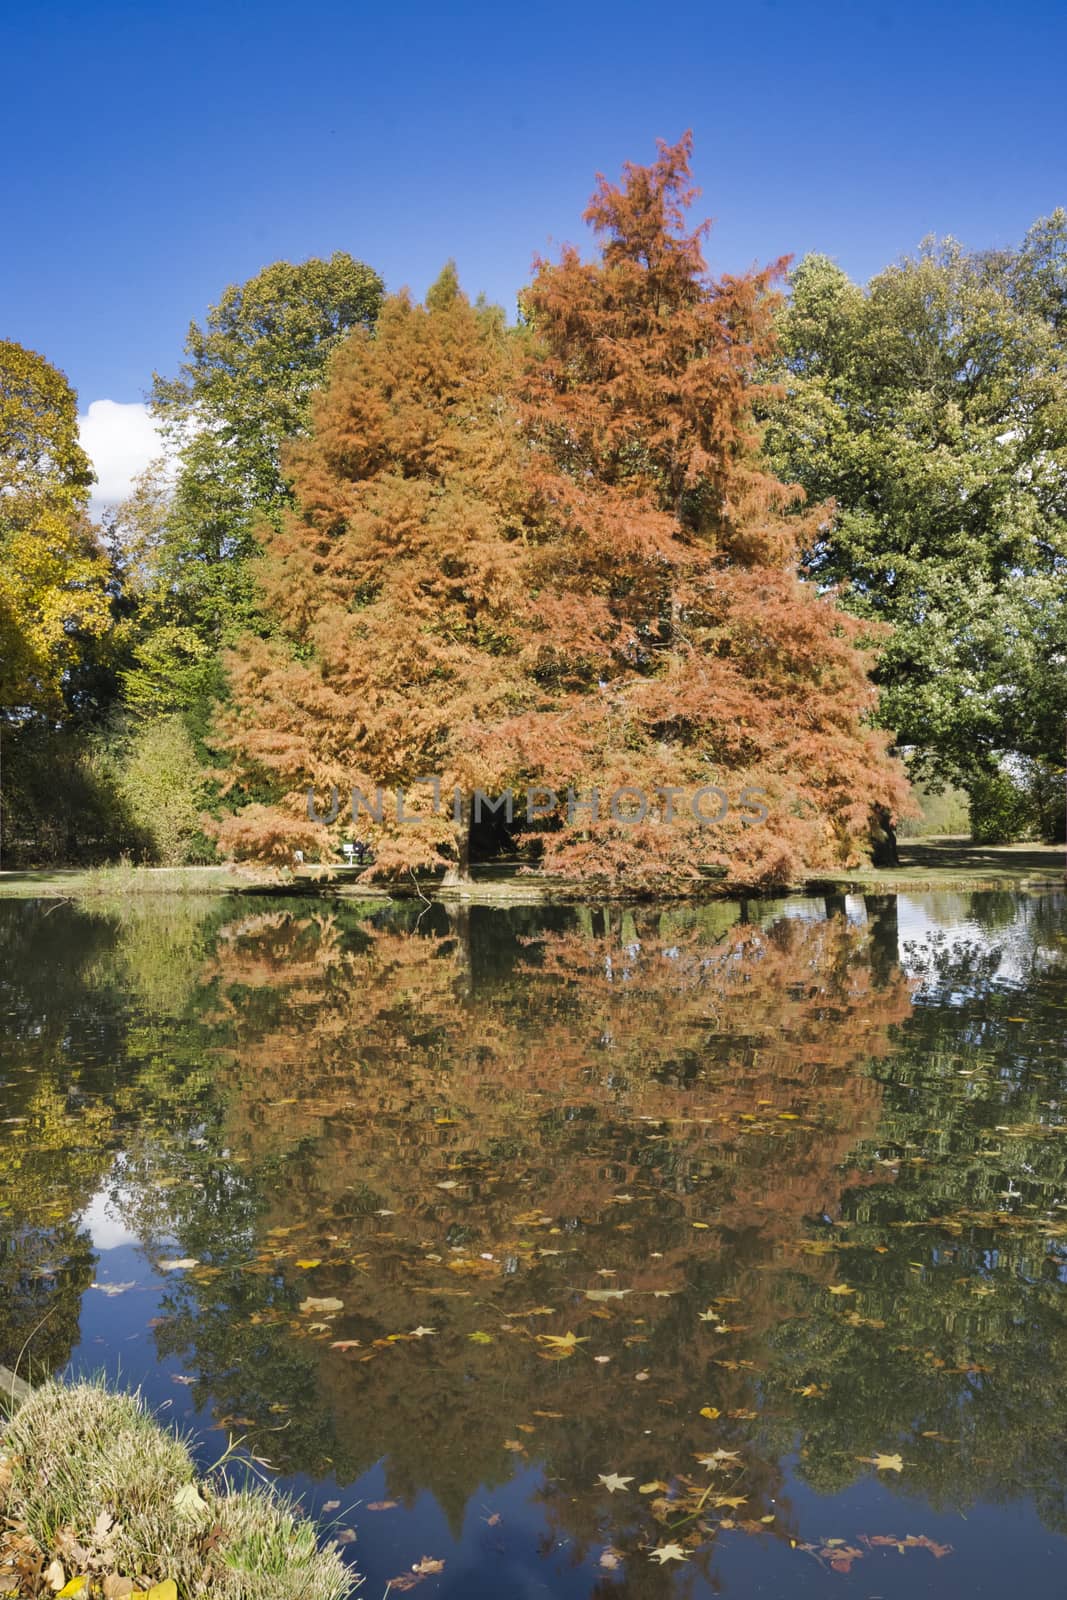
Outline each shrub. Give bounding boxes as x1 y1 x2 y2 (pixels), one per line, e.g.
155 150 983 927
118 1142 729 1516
968 768 1036 845
113 717 216 866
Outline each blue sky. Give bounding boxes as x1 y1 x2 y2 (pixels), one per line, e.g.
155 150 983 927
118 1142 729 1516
3 0 1065 500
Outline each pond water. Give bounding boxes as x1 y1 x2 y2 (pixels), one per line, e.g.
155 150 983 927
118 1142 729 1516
2 888 1067 1597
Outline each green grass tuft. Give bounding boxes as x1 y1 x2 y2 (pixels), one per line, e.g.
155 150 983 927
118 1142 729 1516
0 1378 357 1598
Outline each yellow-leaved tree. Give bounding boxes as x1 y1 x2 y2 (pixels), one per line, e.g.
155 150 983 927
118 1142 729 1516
0 340 111 718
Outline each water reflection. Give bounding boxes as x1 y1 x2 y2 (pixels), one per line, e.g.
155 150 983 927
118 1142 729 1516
1 891 1066 1595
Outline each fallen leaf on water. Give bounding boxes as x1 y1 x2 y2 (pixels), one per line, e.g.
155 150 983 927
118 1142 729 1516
366 1501 399 1511
649 1544 689 1564
824 1543 864 1574
330 1340 361 1351
158 1259 199 1272
639 1480 667 1494
597 1473 634 1494
827 1284 856 1297
295 1259 322 1270
699 1406 721 1419
583 1288 631 1302
863 1533 953 1559
857 1452 904 1472
599 1548 623 1570
299 1296 343 1314
322 1500 340 1513
468 1331 494 1344
408 1326 436 1338
536 1331 588 1359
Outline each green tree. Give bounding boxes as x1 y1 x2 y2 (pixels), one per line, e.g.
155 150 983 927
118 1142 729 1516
116 254 384 720
767 233 1067 829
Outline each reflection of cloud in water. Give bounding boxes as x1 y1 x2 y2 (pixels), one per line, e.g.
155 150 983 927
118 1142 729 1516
79 1177 142 1253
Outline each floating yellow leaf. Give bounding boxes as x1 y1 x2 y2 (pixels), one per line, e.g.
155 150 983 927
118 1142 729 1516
857 1452 904 1472
699 1405 721 1419
295 1259 322 1269
535 1331 588 1359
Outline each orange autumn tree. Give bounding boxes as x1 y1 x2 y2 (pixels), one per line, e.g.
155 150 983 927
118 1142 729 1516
215 141 909 890
499 133 910 888
213 270 540 875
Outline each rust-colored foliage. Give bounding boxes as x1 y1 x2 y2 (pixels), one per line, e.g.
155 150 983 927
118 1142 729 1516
150 901 914 1547
215 139 910 891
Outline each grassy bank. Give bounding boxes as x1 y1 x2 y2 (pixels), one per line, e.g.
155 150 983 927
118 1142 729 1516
0 1379 356 1599
808 837 1065 893
0 838 1062 905
0 864 285 899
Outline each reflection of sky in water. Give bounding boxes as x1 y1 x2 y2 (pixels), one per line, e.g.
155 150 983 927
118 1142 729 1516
80 1179 139 1253
780 890 1062 988
4 889 1067 1599
896 892 1059 988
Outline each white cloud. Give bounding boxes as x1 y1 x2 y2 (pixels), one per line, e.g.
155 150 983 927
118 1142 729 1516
79 399 164 515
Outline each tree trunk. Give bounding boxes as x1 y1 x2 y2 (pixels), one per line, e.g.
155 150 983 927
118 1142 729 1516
442 792 472 885
869 805 899 867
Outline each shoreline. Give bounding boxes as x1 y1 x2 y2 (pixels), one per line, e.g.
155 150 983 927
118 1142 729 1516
0 840 1062 905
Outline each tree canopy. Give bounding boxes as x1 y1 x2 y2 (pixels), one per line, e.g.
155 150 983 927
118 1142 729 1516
114 253 385 720
0 340 111 719
768 220 1067 812
214 138 909 891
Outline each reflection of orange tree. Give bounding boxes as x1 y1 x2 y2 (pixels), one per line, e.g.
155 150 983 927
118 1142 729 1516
134 900 914 1576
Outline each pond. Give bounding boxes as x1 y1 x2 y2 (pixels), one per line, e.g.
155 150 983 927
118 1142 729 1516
2 888 1067 1597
